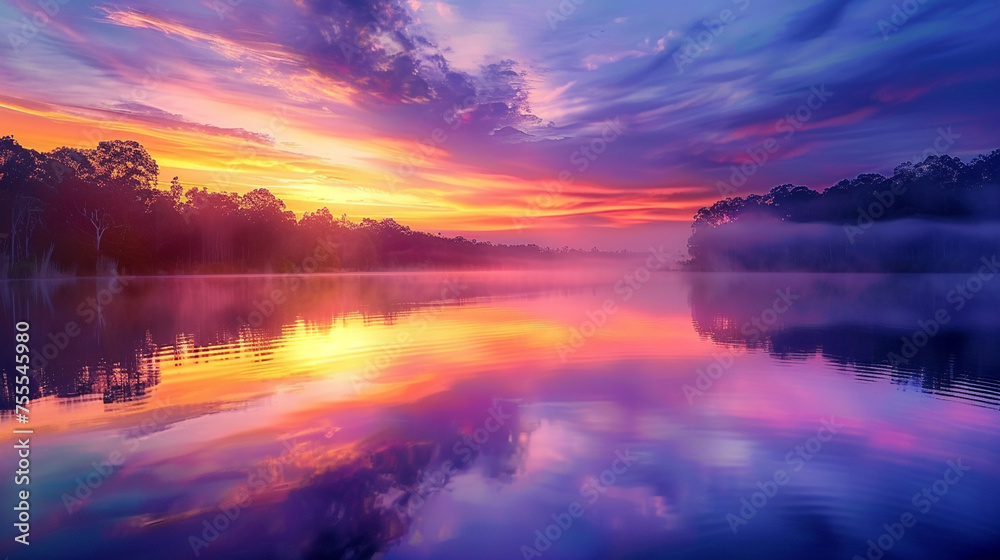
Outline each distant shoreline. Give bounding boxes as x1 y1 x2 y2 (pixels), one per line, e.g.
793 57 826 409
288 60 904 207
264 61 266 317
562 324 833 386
685 150 1000 273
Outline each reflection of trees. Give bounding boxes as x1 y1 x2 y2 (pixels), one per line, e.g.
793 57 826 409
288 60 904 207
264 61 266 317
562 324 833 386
0 327 161 409
74 333 160 404
0 276 168 409
2 135 618 277
766 325 1000 397
689 274 1000 407
182 398 534 559
281 400 531 560
0 274 579 411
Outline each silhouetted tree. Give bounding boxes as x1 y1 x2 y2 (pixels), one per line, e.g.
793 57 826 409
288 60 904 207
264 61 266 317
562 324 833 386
688 150 1000 272
0 136 612 276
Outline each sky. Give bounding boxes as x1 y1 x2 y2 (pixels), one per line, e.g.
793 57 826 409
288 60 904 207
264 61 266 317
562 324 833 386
1 0 999 253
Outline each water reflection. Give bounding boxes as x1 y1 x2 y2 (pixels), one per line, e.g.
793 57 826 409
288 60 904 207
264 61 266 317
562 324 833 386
1 271 998 560
689 273 1000 409
0 271 594 410
270 396 531 559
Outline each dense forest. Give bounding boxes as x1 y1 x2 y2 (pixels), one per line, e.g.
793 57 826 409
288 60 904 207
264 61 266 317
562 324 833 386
687 149 1000 272
0 136 613 277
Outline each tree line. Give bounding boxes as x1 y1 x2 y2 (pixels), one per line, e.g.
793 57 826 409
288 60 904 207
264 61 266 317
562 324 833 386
0 136 609 277
687 149 1000 272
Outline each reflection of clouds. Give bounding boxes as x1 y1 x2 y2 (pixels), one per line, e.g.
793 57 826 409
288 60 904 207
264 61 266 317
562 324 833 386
690 434 754 469
167 395 536 559
12 271 1000 559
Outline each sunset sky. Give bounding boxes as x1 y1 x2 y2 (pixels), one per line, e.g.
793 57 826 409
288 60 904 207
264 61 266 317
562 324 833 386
2 0 999 251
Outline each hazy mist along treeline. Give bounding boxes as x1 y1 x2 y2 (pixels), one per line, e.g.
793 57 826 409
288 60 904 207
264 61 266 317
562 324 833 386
0 136 625 277
687 149 1000 272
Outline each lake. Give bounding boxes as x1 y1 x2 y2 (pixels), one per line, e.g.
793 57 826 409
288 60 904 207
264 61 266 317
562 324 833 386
2 270 999 559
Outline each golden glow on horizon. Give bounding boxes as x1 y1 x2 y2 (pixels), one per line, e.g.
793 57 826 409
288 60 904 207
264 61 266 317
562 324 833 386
0 298 704 440
1 89 702 245
1 0 706 244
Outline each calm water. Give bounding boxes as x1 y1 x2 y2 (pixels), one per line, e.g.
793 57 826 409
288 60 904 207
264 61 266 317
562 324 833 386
2 270 999 560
